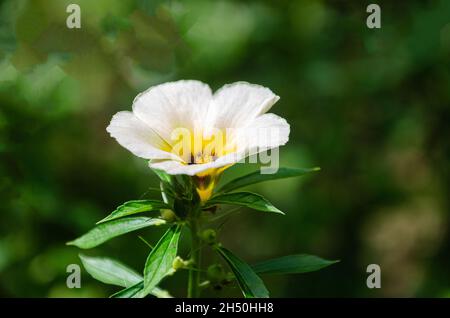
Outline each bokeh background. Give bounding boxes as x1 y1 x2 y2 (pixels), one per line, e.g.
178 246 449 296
1 0 449 297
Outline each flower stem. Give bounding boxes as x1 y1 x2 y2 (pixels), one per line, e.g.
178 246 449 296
188 219 201 298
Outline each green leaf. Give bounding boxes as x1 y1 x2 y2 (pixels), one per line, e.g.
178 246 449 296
79 255 172 298
216 246 269 298
110 281 172 298
67 217 166 249
151 167 172 184
219 167 320 193
79 254 142 288
138 224 182 297
205 192 284 215
149 286 173 298
97 200 171 224
111 281 144 298
252 254 339 275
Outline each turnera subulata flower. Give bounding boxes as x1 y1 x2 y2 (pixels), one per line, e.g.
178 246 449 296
71 81 332 299
107 80 290 201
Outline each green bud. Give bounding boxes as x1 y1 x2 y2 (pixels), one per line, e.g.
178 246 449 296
172 256 188 270
161 209 176 222
223 272 235 284
207 264 225 282
201 229 217 245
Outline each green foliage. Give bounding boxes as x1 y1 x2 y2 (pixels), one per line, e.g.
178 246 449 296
138 225 182 298
79 254 142 288
205 192 284 215
111 282 144 298
112 281 172 298
67 161 334 298
79 254 171 298
97 200 171 224
218 167 320 193
67 217 166 249
65 166 339 298
151 168 173 185
252 254 339 275
216 246 269 298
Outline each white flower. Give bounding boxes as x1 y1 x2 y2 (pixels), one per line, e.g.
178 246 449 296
106 80 290 179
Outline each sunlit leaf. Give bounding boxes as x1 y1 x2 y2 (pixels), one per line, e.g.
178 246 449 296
216 246 269 298
97 200 170 224
67 217 166 249
79 254 142 288
205 192 284 215
78 255 172 298
138 224 182 297
219 167 320 193
252 254 339 275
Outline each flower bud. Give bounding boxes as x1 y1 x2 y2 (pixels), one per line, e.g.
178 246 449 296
161 209 176 222
172 256 189 270
207 264 225 282
201 229 217 245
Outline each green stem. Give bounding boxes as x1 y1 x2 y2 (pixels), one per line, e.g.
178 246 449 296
188 219 201 298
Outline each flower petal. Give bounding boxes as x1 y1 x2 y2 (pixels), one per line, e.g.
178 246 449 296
106 111 180 160
237 113 290 156
149 155 237 176
132 80 213 144
211 82 280 129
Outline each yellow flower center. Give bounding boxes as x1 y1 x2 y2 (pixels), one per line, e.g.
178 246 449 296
169 127 237 202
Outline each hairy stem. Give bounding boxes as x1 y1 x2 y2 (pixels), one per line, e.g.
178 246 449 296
188 219 201 298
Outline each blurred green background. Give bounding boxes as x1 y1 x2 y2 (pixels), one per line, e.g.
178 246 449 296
0 0 449 297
